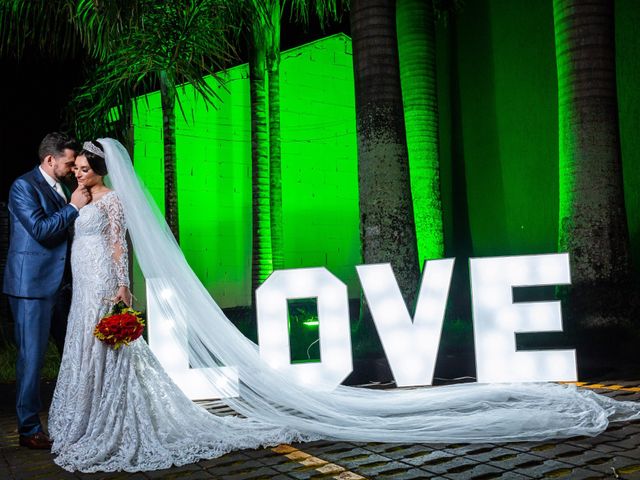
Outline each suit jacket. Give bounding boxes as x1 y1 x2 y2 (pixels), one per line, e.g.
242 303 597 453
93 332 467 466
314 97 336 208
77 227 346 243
2 166 79 298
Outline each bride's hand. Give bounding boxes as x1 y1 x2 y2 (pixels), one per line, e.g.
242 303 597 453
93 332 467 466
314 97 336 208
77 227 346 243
113 286 132 307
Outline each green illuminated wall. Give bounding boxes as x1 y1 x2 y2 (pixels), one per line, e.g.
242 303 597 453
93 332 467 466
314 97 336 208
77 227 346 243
132 8 640 309
616 0 640 274
133 34 359 307
438 0 640 275
438 0 558 258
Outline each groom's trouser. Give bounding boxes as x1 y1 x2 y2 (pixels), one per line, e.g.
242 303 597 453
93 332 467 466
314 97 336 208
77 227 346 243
8 292 67 436
51 284 71 355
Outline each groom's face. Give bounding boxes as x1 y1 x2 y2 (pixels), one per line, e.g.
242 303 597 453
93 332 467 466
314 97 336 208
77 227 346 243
52 148 77 181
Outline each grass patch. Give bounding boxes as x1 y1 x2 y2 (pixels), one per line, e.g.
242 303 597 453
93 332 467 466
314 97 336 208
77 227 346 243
0 341 61 382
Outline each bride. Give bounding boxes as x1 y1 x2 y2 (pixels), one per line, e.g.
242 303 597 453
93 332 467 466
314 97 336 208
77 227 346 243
49 138 640 473
48 140 309 472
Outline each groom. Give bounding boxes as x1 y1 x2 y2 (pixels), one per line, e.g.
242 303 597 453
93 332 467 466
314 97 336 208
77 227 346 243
2 132 91 449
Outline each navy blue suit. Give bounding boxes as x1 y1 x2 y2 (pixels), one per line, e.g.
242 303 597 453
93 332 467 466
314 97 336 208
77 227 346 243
2 166 78 436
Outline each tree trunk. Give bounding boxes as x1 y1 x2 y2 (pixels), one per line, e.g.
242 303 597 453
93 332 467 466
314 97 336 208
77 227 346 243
267 0 284 272
553 0 632 329
350 0 420 304
396 0 444 265
249 31 273 301
159 70 180 243
123 99 135 155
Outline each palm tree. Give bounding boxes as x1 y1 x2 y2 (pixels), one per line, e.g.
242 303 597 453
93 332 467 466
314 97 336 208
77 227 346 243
396 0 444 266
242 0 346 298
70 0 234 243
2 0 234 243
247 7 274 295
552 0 632 329
350 0 420 304
267 0 284 273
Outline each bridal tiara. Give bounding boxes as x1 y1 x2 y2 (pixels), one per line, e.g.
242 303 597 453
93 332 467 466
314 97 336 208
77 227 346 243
82 141 105 158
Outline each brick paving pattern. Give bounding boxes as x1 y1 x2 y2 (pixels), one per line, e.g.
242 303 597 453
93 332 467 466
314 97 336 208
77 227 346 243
1 380 639 479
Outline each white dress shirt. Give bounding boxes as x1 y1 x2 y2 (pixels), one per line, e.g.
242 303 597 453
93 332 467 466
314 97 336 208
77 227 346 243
39 166 79 211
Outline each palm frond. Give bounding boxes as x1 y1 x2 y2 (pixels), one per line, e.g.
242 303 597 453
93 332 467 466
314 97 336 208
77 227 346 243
0 0 81 58
289 0 349 27
68 0 237 140
72 0 150 60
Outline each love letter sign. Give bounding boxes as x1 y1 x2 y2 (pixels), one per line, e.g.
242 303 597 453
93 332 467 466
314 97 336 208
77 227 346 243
148 253 577 400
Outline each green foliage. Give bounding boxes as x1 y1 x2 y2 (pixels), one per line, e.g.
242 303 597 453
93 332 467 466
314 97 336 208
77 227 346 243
0 342 60 383
0 0 239 141
73 0 144 60
0 0 80 58
289 0 349 27
69 0 238 140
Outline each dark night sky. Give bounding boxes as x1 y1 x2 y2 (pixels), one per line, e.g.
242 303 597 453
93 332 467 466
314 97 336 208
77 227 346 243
0 11 350 202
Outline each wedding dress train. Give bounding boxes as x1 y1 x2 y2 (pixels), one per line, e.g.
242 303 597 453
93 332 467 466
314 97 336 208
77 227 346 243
48 138 640 472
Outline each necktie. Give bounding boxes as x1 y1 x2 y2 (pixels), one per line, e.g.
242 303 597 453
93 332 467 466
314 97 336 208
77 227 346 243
54 182 67 201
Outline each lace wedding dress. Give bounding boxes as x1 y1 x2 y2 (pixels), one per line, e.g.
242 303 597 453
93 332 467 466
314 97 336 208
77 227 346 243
48 191 308 473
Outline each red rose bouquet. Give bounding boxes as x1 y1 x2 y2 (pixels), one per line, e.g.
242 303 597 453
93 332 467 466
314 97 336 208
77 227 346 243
94 301 145 349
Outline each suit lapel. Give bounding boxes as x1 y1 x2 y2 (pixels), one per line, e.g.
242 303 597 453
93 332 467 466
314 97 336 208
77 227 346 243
33 167 66 209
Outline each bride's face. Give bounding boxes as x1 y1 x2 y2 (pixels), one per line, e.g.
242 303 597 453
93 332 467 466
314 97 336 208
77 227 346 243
74 155 103 188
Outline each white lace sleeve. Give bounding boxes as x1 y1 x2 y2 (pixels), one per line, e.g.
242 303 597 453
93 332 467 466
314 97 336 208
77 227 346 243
104 192 129 288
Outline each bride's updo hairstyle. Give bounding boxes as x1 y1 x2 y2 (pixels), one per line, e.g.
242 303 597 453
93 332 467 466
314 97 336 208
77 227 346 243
80 140 108 176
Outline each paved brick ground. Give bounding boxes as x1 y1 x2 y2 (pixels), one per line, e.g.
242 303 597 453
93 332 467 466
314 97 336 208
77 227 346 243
1 380 639 479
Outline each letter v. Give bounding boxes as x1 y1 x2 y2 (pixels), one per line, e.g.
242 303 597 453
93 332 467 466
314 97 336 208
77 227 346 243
356 259 455 386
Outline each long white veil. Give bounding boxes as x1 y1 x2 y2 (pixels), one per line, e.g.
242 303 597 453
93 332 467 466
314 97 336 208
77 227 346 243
100 137 640 443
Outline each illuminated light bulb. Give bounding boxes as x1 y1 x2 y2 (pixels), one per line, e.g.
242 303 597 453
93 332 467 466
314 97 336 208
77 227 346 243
289 269 316 293
160 288 173 300
536 253 570 284
160 318 176 334
320 287 343 308
396 358 419 379
376 299 402 324
418 298 443 318
506 259 529 284
526 302 555 325
324 355 344 370
216 375 230 389
357 260 454 387
322 319 344 339
476 262 500 283
496 307 518 327
471 254 576 383
479 286 507 308
483 332 512 353
147 278 239 400
481 359 504 382
256 267 352 390
268 359 286 370
259 325 289 348
519 356 537 379
160 345 189 372
383 331 411 353
260 293 285 315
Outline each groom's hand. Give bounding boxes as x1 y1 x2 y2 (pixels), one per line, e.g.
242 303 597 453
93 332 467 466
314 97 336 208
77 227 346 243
70 185 91 209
